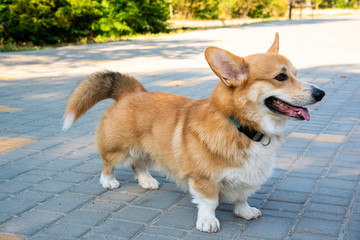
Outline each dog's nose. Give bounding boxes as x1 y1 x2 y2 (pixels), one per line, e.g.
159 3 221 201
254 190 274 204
311 86 325 102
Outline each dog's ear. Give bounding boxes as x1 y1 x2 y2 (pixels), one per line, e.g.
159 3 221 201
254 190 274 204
266 32 279 54
205 47 248 87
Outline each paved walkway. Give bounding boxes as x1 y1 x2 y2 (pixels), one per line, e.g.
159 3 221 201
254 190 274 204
0 15 360 240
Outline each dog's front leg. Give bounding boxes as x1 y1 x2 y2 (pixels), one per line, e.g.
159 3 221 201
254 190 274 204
189 178 220 232
233 200 262 220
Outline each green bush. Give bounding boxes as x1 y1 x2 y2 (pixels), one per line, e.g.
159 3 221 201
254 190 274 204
218 0 287 19
172 0 220 19
248 0 288 18
0 0 62 44
0 0 102 45
318 0 357 8
55 0 103 42
96 0 169 38
122 0 169 33
0 0 169 45
190 0 220 19
335 0 356 8
2 0 355 47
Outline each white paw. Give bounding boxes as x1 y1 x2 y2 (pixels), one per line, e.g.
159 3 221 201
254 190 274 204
138 175 159 190
196 216 220 233
100 174 120 189
234 206 262 220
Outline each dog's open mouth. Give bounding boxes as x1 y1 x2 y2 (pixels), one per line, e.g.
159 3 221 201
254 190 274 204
265 97 310 121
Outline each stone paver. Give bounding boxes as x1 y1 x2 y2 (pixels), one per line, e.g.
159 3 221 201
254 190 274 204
0 138 36 154
1 14 360 239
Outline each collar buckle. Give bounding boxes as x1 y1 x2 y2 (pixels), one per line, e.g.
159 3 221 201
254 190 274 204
252 132 264 142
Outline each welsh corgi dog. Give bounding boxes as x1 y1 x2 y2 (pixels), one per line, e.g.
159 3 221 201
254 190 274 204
63 33 325 232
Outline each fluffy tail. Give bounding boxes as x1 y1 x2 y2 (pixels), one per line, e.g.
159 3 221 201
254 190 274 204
63 70 146 131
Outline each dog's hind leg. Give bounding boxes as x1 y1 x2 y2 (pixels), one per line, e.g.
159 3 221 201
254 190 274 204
131 157 159 190
99 152 123 189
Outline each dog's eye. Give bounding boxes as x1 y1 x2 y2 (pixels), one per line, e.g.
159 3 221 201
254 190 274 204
274 73 288 81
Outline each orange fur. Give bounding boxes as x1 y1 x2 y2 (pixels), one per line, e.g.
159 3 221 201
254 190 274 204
64 71 146 124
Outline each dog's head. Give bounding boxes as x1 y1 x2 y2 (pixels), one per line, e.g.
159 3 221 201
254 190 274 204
205 33 325 135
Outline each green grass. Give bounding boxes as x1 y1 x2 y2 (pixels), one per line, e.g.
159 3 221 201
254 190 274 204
0 42 69 52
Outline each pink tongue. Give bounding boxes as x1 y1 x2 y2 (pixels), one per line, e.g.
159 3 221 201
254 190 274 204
296 107 310 121
278 104 310 121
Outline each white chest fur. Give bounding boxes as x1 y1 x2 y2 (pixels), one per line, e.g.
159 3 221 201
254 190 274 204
219 136 281 202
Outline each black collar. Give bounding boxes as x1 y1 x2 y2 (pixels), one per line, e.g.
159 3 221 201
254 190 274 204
228 116 265 142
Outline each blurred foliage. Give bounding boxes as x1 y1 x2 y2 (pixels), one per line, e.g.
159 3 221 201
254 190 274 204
0 0 102 45
248 0 288 18
172 0 220 19
173 0 288 19
314 0 358 8
336 0 358 8
0 0 169 45
0 0 358 46
95 0 169 39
